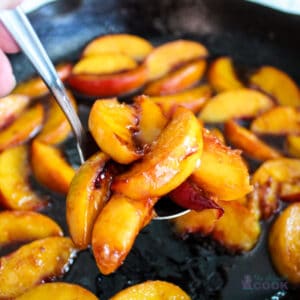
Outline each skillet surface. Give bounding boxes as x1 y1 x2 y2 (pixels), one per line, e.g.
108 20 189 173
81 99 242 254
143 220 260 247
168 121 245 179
10 0 300 299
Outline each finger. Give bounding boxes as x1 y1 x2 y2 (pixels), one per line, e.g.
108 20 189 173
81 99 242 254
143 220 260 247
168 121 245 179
0 23 19 53
0 49 16 97
0 0 22 9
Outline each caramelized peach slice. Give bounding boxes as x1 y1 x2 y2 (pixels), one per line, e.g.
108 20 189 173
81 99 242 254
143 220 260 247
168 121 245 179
199 88 273 123
36 90 77 145
249 178 279 220
67 152 112 249
16 282 98 300
144 59 206 96
251 106 300 135
0 95 30 129
112 107 203 200
72 53 137 75
0 211 62 246
110 280 190 300
0 145 46 210
280 182 300 201
145 40 208 80
0 237 77 298
92 193 154 274
286 135 300 158
224 120 281 161
13 63 72 99
89 98 141 164
150 85 212 118
250 66 300 106
83 34 153 61
134 95 168 145
208 57 243 92
269 203 300 284
169 179 223 212
0 104 44 152
209 128 225 144
252 158 300 203
212 200 261 252
31 140 75 194
68 64 147 97
191 130 252 201
172 209 220 237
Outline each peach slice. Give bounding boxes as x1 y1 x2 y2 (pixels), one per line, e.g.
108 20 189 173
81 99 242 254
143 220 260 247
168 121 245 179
72 53 137 75
269 203 300 284
172 209 221 237
13 63 72 99
0 104 44 152
150 85 212 118
286 135 300 158
252 158 300 203
0 95 30 129
249 178 279 220
110 280 190 300
31 140 75 194
83 34 153 61
211 200 261 252
0 237 77 298
0 145 46 210
36 90 77 145
191 130 252 201
224 120 281 161
145 39 208 80
251 106 300 135
68 64 147 97
134 95 168 145
208 57 244 92
250 66 300 107
280 182 300 201
88 98 142 164
209 128 225 144
15 282 98 300
199 88 273 123
112 107 203 200
169 179 223 212
92 193 155 275
144 59 206 96
0 211 62 246
67 151 112 249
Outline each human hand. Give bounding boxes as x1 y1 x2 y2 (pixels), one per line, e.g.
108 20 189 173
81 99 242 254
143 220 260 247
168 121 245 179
0 0 22 97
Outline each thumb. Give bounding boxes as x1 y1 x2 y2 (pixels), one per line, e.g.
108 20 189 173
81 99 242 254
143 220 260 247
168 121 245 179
0 50 16 97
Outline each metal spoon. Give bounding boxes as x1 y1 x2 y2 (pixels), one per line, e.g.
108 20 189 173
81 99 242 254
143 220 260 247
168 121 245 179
0 6 87 164
0 6 190 220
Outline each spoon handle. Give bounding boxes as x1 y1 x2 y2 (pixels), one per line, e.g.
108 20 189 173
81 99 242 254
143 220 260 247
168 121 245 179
0 6 86 163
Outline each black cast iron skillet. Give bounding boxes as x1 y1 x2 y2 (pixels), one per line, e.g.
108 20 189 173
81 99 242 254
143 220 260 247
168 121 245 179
10 0 300 299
